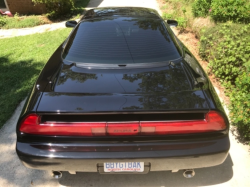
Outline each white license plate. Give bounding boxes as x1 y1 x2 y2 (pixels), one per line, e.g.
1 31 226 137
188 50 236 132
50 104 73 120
104 162 144 172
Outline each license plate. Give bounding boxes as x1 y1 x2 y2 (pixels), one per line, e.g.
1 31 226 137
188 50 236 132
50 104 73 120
104 162 144 172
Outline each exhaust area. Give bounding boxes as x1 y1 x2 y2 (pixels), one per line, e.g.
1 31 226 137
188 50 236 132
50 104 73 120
183 169 195 178
52 171 62 179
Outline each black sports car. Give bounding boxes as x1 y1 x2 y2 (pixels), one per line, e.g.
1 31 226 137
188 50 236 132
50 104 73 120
16 7 230 178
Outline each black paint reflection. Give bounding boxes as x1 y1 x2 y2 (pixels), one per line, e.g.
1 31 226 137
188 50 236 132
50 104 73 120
57 68 97 85
122 63 208 110
123 91 208 110
56 62 191 94
49 61 208 112
122 63 189 93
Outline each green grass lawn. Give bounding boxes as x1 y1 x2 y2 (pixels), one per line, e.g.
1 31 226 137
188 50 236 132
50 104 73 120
0 28 72 128
0 16 49 29
0 0 90 29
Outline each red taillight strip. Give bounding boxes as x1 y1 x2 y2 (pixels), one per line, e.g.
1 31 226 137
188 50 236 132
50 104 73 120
20 118 106 136
19 111 227 136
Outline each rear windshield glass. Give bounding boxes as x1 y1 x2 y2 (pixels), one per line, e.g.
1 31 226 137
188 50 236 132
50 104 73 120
63 17 181 64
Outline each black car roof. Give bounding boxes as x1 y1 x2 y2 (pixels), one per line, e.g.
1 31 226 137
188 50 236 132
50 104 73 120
82 7 161 20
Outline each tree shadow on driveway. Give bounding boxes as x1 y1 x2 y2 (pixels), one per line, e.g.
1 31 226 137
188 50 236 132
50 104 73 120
59 155 233 187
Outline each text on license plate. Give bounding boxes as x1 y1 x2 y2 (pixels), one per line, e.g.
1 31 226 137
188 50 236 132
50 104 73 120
104 162 144 172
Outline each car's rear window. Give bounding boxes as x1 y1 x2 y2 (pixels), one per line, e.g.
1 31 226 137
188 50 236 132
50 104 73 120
63 17 181 64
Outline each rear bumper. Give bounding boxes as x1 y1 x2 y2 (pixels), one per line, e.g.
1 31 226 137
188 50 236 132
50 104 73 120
16 136 230 172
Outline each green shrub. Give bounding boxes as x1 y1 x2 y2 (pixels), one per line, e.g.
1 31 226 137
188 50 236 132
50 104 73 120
211 0 250 23
162 8 187 29
176 17 188 29
199 23 250 139
229 69 250 139
162 13 173 20
199 23 250 86
192 0 211 17
32 0 75 19
0 16 7 27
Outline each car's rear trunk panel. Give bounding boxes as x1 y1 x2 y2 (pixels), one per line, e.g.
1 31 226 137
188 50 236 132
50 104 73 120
37 91 209 113
54 62 191 94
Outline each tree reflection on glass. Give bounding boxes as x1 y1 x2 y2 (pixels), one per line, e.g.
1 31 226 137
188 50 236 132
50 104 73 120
126 18 171 42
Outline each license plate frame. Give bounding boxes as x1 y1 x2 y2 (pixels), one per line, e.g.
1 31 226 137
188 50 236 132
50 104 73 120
104 162 144 172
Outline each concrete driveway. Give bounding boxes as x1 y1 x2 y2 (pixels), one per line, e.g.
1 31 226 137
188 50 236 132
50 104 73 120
0 0 250 186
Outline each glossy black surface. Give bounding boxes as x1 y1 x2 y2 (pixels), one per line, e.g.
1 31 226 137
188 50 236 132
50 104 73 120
166 20 178 27
16 7 229 172
63 16 181 64
56 61 190 93
65 20 77 27
17 136 230 158
34 59 209 112
16 136 229 171
37 91 209 113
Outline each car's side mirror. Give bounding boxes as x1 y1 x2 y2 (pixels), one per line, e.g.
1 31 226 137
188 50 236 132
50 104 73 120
166 20 178 27
66 20 77 28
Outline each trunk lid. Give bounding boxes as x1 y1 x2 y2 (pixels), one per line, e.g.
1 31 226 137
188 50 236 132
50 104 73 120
37 91 208 113
37 61 209 113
